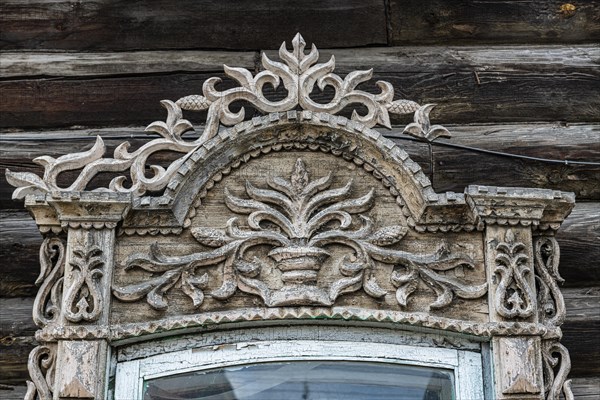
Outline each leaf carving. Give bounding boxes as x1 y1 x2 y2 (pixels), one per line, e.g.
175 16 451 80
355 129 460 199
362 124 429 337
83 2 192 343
191 227 231 247
368 226 408 246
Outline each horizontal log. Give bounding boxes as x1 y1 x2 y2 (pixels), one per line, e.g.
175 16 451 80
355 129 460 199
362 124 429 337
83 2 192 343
2 122 598 213
0 337 36 387
427 123 600 201
0 0 387 51
0 50 257 78
556 203 600 287
1 45 599 129
0 287 598 385
389 0 600 45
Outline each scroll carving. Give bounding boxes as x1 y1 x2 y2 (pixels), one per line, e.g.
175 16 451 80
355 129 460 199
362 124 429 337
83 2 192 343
534 236 566 327
6 34 449 199
64 246 105 322
24 344 56 400
33 237 66 327
113 159 486 309
494 229 536 319
542 340 574 400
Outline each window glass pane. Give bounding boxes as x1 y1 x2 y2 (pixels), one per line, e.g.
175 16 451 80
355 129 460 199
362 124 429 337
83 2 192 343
143 361 454 400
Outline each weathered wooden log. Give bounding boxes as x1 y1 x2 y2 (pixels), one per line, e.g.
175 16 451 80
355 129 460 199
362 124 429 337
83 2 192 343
1 46 599 129
0 0 387 51
388 0 600 45
2 122 598 213
427 123 600 201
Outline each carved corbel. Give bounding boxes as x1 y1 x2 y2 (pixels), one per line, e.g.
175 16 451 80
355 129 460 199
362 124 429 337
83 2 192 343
534 236 574 400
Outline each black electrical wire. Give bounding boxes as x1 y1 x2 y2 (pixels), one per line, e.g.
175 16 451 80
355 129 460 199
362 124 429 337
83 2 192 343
1 131 599 166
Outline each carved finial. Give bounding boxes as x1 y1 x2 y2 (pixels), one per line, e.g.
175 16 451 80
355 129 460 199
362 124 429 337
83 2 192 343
5 34 450 199
290 158 309 193
292 33 306 61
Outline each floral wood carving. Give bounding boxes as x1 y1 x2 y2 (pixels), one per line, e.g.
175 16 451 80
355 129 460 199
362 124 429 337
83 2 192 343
113 159 486 309
64 246 105 322
33 237 66 327
24 344 56 400
493 229 536 319
5 33 449 199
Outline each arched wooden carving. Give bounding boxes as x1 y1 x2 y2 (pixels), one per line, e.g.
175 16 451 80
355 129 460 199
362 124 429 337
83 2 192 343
7 34 575 400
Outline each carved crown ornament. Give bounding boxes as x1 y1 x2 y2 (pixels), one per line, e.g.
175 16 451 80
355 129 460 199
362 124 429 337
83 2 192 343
7 34 576 400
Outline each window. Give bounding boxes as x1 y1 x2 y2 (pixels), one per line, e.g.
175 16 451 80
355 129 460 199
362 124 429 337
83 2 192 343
114 326 485 400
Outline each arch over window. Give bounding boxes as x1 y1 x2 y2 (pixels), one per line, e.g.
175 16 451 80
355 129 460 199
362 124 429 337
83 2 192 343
7 34 574 400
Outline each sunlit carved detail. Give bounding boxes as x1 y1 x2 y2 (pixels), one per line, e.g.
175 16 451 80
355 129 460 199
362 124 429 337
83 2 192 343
493 229 536 319
25 344 56 400
113 159 485 309
5 34 449 199
64 246 105 322
33 237 66 327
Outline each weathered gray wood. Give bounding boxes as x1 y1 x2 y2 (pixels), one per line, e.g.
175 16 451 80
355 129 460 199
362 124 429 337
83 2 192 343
428 123 600 201
0 51 257 78
0 385 27 400
2 45 599 129
0 0 387 51
556 203 600 287
0 211 43 297
569 376 600 399
388 0 600 45
0 337 36 387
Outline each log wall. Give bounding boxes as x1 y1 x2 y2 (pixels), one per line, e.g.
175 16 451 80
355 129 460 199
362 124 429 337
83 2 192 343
1 1 598 397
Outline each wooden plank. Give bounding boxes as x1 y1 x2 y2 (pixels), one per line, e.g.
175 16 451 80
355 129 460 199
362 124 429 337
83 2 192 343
3 45 598 129
569 376 600 399
0 51 258 78
388 0 600 45
428 123 600 201
0 385 27 400
0 337 36 387
0 0 387 51
556 203 600 287
265 45 600 126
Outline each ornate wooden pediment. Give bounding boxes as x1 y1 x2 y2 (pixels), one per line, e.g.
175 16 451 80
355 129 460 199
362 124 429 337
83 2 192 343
7 34 575 400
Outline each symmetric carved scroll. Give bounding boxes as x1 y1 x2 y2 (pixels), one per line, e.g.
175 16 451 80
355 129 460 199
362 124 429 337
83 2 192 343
113 159 486 309
6 33 449 199
24 344 56 400
64 246 105 322
33 237 66 327
542 340 574 400
494 229 536 319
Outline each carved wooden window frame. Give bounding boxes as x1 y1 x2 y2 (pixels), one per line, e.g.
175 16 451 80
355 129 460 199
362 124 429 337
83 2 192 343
7 34 574 400
114 326 486 399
